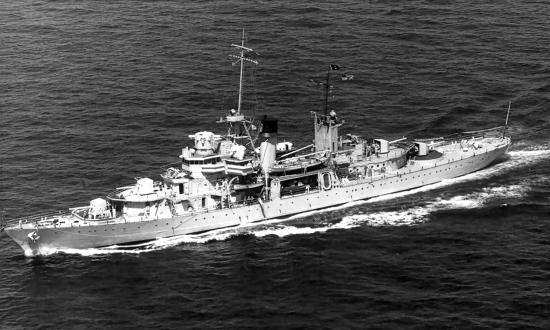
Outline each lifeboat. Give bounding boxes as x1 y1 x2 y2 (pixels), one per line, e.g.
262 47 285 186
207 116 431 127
269 158 327 176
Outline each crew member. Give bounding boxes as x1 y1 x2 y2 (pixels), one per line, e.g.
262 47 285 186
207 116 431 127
329 109 337 123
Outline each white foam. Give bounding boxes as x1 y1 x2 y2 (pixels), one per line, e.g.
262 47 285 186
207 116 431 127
339 206 431 229
432 184 526 211
253 225 329 237
434 195 482 209
495 148 550 171
480 184 527 199
510 150 549 157
32 246 148 257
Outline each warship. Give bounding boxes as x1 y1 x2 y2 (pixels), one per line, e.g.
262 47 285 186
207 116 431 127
2 34 511 256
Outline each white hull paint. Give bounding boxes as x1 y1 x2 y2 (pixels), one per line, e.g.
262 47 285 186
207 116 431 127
5 142 509 255
2 35 513 256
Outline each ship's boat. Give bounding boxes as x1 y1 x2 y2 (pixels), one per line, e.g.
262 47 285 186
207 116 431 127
270 156 328 176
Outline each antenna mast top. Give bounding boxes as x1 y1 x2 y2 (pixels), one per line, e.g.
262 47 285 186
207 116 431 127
229 28 258 115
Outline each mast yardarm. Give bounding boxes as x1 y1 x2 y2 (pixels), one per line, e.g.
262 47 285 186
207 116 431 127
229 28 258 115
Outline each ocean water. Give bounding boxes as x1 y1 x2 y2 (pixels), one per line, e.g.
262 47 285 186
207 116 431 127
1 0 549 329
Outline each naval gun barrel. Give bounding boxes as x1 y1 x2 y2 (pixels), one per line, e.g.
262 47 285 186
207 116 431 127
278 144 314 159
389 137 407 144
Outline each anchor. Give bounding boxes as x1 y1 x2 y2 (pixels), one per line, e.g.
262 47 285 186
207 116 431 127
27 230 40 243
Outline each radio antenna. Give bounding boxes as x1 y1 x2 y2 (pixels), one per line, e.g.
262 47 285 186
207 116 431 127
229 28 258 115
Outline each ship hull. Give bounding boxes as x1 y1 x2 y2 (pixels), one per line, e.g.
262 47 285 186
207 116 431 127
5 142 509 256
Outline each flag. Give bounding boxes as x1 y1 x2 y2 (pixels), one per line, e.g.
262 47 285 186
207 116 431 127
330 64 340 70
341 73 354 81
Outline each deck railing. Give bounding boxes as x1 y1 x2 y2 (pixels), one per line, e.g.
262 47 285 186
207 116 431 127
4 210 71 227
415 126 507 144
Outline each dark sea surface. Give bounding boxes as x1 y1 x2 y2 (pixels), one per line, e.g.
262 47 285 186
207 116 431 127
1 0 549 329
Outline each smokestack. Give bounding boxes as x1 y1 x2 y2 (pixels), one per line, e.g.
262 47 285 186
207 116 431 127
260 115 278 138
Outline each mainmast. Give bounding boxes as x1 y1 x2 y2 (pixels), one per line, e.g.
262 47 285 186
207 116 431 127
323 64 340 116
314 64 343 154
324 69 330 116
216 29 259 155
229 28 258 115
